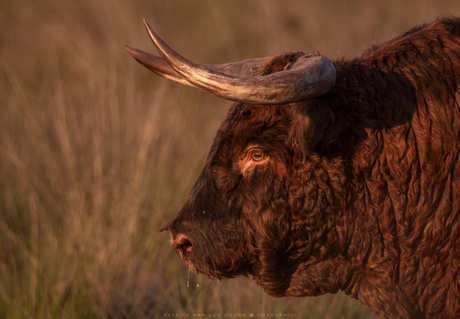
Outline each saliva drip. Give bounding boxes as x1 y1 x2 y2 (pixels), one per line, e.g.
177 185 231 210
186 268 200 288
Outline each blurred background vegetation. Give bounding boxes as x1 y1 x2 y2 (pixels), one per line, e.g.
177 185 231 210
1 0 459 318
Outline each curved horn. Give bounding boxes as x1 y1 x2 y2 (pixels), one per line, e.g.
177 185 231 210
125 45 197 88
125 46 273 89
129 20 337 104
126 45 198 88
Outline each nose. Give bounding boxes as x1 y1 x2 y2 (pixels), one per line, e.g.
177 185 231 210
173 233 193 259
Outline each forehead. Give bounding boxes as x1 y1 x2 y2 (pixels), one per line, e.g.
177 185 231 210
208 103 291 159
220 103 291 135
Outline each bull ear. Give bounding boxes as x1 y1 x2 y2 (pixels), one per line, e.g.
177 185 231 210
289 101 333 158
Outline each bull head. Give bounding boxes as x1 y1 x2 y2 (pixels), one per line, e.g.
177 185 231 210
126 20 338 296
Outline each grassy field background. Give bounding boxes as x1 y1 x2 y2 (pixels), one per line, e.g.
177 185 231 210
1 0 460 318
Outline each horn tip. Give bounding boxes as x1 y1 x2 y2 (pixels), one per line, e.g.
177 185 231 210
124 45 138 57
143 19 154 32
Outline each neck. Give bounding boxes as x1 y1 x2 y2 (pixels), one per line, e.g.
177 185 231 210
285 149 416 317
281 58 417 305
303 59 422 317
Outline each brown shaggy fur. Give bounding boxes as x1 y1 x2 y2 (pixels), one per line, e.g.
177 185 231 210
162 18 460 318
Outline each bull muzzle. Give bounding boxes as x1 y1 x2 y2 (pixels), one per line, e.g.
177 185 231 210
173 233 193 261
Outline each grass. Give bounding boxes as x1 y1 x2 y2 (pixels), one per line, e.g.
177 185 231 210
1 0 460 318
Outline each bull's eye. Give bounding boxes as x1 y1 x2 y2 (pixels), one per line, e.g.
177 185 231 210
250 150 266 162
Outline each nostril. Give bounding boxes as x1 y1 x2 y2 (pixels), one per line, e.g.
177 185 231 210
174 233 193 258
180 240 193 255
